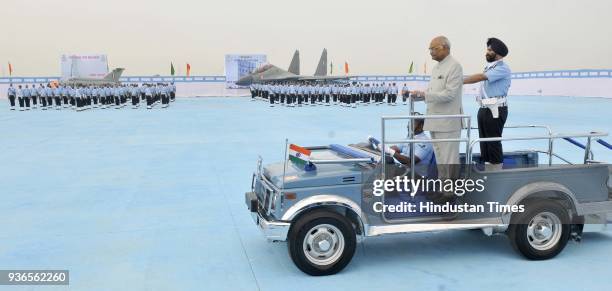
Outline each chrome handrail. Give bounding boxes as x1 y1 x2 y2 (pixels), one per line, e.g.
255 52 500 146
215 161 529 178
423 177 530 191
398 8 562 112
382 114 472 120
466 131 609 174
502 125 552 134
381 114 472 182
472 124 555 164
385 138 470 144
380 115 608 180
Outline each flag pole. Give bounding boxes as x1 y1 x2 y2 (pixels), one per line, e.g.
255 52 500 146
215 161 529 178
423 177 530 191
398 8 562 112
281 138 288 191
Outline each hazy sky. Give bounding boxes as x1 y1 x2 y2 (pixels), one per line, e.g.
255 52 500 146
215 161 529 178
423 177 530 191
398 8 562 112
2 0 611 76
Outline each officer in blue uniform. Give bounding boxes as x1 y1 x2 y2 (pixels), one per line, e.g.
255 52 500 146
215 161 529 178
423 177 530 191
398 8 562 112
62 85 70 108
23 84 32 110
17 85 25 111
52 85 61 109
31 84 39 109
145 84 153 109
161 83 170 108
38 84 47 109
68 85 76 109
464 37 511 170
74 85 82 111
130 84 139 108
401 83 409 105
170 82 176 102
45 84 53 109
7 84 17 110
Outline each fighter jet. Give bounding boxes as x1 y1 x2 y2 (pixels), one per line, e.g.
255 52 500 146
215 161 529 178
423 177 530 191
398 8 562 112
60 68 124 86
298 49 351 82
235 49 348 86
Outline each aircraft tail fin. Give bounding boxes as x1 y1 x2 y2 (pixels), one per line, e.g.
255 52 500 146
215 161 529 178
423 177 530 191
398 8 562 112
314 48 327 76
103 68 124 82
288 50 300 75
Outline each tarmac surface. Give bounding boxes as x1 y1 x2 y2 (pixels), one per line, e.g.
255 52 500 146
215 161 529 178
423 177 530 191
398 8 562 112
1 96 611 291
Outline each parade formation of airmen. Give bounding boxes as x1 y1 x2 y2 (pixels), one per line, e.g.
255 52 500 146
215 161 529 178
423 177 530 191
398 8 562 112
249 82 411 107
5 83 176 111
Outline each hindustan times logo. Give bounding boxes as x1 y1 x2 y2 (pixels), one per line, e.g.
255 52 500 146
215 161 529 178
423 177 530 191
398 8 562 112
372 177 486 197
372 201 525 214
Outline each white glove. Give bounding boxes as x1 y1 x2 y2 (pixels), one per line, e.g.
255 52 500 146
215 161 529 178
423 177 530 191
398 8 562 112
385 146 396 156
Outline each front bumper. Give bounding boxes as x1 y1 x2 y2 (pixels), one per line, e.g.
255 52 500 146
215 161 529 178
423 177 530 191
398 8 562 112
245 191 290 242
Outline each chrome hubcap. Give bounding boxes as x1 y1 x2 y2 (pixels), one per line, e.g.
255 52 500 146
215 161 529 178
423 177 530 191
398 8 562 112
318 240 331 252
527 211 562 251
303 224 345 266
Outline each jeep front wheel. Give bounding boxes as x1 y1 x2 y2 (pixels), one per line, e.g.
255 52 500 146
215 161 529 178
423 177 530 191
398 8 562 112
288 210 356 276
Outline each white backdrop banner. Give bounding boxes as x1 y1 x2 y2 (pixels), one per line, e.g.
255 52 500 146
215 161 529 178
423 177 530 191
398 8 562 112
224 54 267 88
61 54 109 79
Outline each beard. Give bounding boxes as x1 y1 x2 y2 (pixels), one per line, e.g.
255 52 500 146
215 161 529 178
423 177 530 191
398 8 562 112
486 54 496 62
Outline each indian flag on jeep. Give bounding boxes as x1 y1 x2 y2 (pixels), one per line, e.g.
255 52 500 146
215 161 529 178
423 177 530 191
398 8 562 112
288 144 311 165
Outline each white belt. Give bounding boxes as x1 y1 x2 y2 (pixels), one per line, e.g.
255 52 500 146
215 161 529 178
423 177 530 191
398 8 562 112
477 96 507 118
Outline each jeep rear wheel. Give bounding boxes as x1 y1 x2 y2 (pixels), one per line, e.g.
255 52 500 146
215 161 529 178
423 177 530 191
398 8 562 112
507 200 571 260
288 210 356 276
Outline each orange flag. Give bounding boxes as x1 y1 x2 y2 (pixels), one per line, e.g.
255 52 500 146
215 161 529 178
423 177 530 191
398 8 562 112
8 62 13 76
344 62 349 75
186 63 191 77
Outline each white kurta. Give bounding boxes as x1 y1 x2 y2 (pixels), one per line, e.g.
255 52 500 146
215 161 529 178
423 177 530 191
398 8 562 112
423 55 464 178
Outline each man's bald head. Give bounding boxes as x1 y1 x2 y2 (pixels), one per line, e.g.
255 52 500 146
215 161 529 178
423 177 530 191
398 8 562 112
429 36 451 62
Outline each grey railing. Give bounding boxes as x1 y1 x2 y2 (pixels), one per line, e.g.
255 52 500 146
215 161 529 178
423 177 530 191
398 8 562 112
466 131 609 174
380 114 472 181
380 113 608 179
